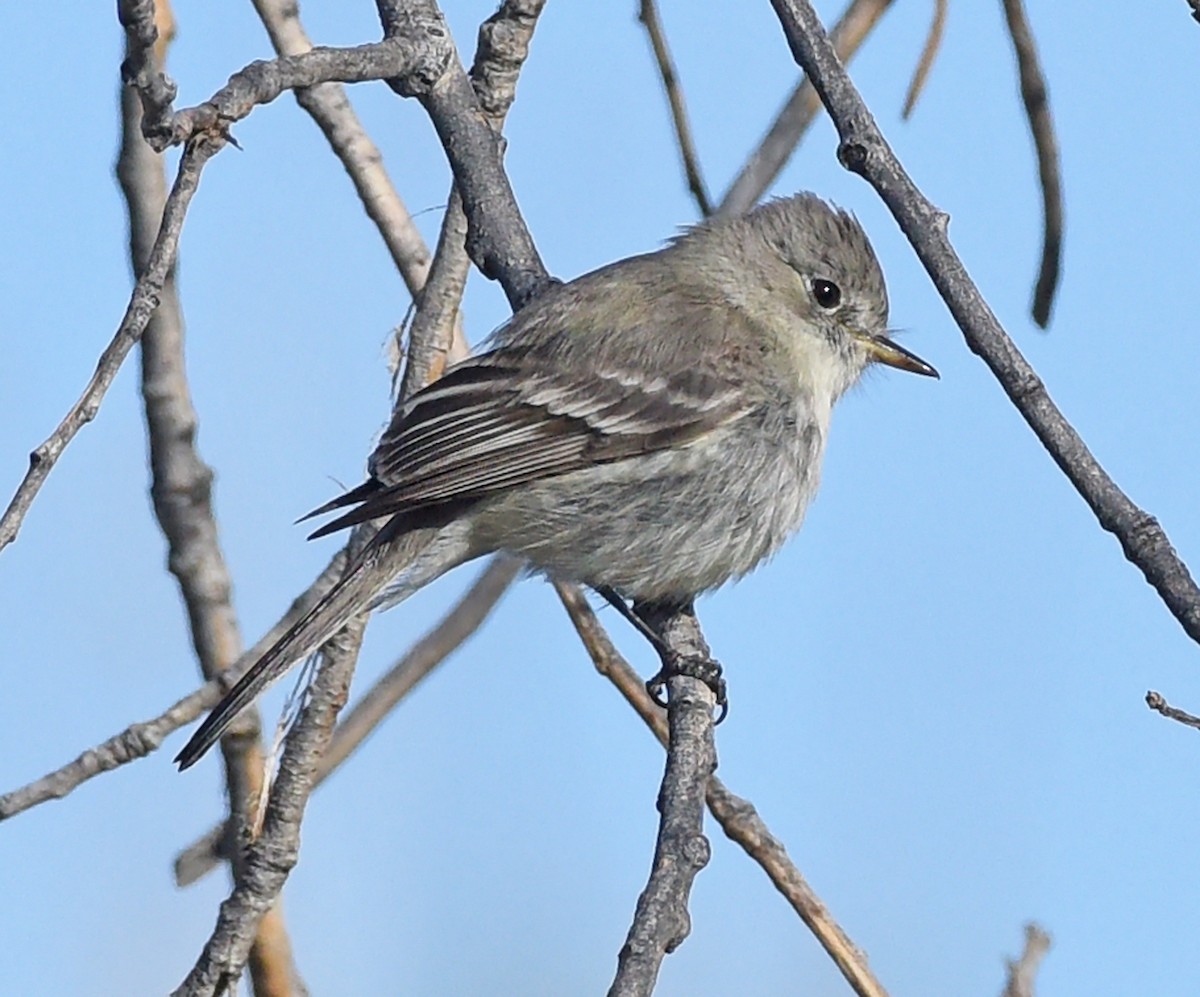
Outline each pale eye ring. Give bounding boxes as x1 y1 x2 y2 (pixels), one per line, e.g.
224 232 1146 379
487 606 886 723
811 278 842 310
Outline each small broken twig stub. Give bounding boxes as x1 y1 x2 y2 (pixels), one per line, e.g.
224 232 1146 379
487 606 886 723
1001 923 1052 997
1146 690 1200 732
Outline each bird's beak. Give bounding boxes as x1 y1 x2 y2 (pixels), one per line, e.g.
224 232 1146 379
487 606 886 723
856 333 939 378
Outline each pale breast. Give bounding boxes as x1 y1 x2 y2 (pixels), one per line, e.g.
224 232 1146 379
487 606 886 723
469 397 827 602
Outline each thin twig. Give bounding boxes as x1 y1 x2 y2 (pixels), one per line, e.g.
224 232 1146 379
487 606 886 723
0 137 215 554
555 585 665 734
556 585 891 997
1001 0 1064 328
706 786 885 996
1001 923 1052 997
717 0 894 218
0 682 217 820
769 0 1200 648
900 0 946 119
1146 690 1200 732
0 547 352 820
399 191 474 399
175 556 520 886
252 0 430 296
146 40 433 152
638 0 712 215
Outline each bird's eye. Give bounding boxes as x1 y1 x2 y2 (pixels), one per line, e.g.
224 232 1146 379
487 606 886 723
811 279 842 310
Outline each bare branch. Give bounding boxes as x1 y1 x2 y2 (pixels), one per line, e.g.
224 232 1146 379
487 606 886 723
706 784 887 997
900 0 946 119
401 0 548 401
768 0 1200 648
1001 924 1052 997
555 584 666 736
1146 690 1200 732
469 0 548 122
0 137 215 554
1000 0 1064 328
175 556 520 886
556 585 891 997
121 21 241 698
117 9 302 991
378 1 551 311
717 0 894 219
638 0 712 216
608 602 717 997
143 40 434 152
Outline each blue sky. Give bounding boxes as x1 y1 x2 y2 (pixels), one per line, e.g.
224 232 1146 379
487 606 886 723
3 2 1200 994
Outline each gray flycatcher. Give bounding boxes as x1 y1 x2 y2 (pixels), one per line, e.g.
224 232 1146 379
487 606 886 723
175 192 937 770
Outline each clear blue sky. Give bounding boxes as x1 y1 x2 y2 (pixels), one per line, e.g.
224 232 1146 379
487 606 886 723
3 2 1199 994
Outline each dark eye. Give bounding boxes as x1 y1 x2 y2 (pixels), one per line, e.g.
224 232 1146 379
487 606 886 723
811 279 841 310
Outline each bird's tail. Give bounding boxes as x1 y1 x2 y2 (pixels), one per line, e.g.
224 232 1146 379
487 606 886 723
174 523 474 770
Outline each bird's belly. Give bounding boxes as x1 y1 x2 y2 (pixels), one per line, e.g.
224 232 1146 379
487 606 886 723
469 424 823 602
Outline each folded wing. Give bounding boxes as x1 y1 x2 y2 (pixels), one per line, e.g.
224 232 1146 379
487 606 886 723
305 350 749 538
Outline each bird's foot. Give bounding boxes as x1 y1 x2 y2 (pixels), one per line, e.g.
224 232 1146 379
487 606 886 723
647 654 728 724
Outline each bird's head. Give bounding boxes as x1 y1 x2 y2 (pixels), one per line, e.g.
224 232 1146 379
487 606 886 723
745 193 938 395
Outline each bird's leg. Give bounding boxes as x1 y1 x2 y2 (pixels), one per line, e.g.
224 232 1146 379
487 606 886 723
596 589 728 723
593 585 673 655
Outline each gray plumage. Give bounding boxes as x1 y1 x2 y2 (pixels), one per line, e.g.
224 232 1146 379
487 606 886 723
176 192 935 770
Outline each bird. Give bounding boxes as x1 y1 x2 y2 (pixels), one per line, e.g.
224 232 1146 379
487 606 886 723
174 192 937 770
